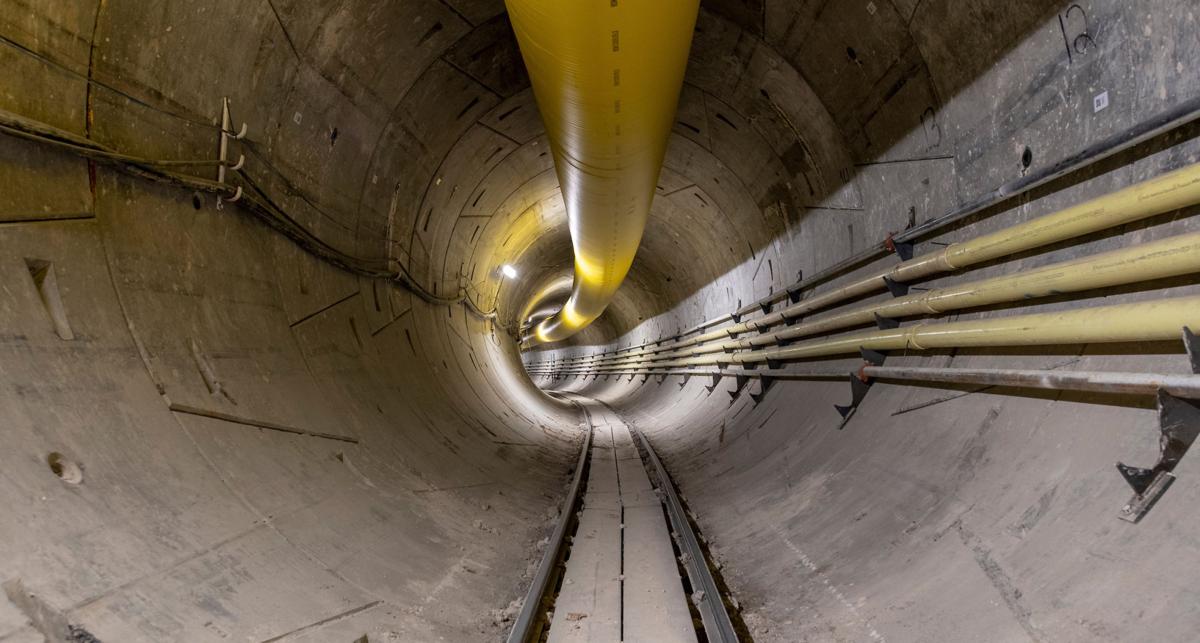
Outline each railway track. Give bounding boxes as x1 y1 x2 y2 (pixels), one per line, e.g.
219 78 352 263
507 396 740 643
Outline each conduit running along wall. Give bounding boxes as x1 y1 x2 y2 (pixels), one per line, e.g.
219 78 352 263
547 230 1200 368
602 295 1200 368
506 0 701 344
530 162 1200 368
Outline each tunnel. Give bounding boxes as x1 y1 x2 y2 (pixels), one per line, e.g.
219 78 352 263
3 1 1200 641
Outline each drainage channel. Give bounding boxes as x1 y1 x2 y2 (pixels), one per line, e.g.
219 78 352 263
508 396 740 642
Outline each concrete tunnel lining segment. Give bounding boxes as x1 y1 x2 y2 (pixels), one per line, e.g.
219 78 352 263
2 1 1200 641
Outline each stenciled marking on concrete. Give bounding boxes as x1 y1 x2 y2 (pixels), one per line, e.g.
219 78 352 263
772 525 885 642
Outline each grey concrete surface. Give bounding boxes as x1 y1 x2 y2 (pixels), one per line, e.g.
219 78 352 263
547 423 622 642
546 401 695 643
3 0 1200 641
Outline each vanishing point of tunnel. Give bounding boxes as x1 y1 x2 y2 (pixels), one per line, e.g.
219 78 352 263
3 1 1200 642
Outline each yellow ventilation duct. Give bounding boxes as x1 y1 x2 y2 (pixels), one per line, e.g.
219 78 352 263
506 0 701 345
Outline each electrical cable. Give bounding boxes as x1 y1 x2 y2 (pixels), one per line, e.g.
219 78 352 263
0 108 502 326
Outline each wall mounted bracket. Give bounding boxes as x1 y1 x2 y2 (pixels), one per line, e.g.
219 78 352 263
833 347 887 428
874 313 900 330
704 372 723 394
727 374 751 404
884 231 914 261
883 275 909 297
833 374 871 426
1116 389 1200 523
216 96 249 211
749 377 775 404
786 272 804 303
860 348 887 366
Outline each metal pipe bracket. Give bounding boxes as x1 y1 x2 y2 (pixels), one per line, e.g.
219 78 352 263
1117 389 1200 523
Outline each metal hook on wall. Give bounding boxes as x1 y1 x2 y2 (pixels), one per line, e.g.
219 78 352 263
216 97 249 211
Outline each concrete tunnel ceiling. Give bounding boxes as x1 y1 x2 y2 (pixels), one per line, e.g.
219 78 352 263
3 0 1200 641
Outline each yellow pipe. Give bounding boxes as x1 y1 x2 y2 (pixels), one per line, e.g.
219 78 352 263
587 231 1200 367
614 295 1200 369
506 0 701 344
546 161 1200 364
517 275 572 328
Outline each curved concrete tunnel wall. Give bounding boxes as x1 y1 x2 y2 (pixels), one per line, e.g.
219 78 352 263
2 1 1200 641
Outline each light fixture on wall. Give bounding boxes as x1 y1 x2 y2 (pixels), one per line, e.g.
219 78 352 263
501 264 518 279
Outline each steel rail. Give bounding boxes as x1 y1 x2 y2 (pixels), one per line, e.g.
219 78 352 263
631 428 739 642
528 365 1200 401
863 365 1200 399
506 414 592 643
